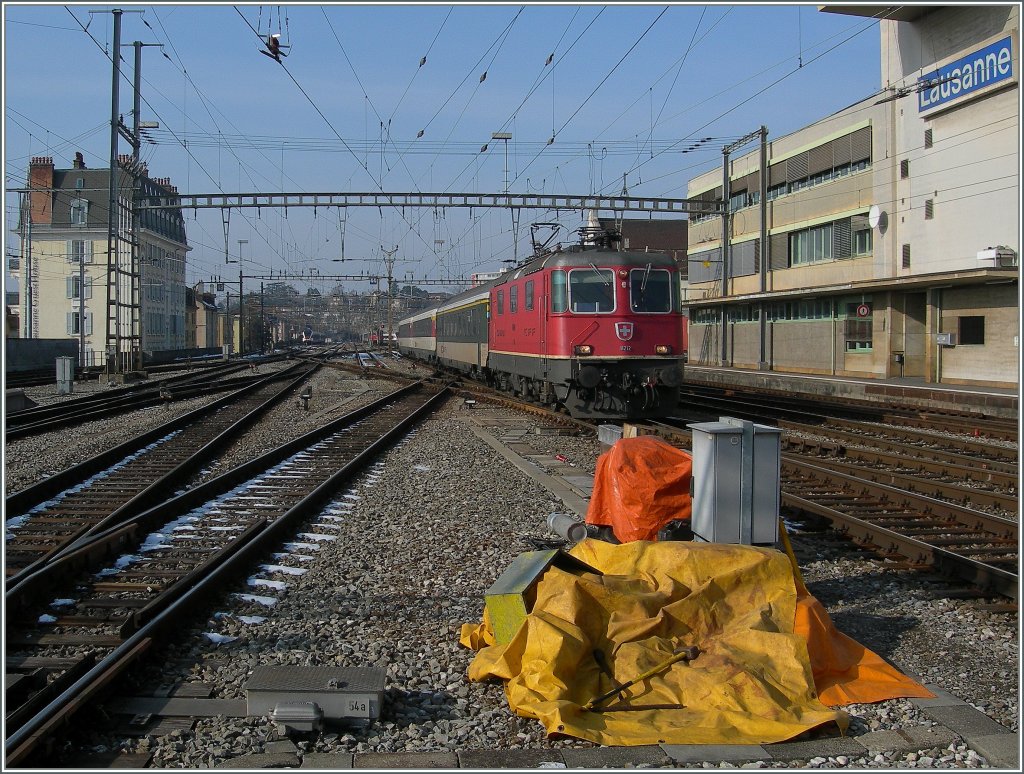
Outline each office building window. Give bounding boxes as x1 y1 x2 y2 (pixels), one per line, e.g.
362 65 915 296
843 302 872 351
852 226 872 255
959 316 984 345
790 223 834 266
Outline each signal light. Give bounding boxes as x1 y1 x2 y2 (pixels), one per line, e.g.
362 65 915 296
655 345 673 355
574 344 593 356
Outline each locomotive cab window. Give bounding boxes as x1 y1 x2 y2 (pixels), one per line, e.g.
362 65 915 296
510 285 518 313
496 290 504 315
525 279 535 310
629 267 672 313
551 271 568 313
569 267 615 313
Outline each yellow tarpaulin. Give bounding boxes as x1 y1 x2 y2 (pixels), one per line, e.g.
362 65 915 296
460 539 931 746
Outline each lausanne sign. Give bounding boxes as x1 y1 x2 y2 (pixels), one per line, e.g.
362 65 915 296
918 36 1013 113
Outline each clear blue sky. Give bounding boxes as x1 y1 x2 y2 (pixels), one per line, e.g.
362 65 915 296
4 2 883 295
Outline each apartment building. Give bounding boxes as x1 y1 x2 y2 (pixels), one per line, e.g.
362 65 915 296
19 153 190 366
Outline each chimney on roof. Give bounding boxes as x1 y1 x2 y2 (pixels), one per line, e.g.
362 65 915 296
72 152 86 169
28 157 54 225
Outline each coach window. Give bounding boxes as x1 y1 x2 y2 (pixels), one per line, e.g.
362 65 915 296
496 290 504 315
569 267 615 313
551 271 568 313
629 267 672 313
525 279 534 310
510 285 518 313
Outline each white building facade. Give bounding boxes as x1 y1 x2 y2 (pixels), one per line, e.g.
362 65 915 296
19 155 190 367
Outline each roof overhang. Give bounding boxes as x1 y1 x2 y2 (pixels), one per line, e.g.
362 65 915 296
686 267 1018 307
818 5 937 22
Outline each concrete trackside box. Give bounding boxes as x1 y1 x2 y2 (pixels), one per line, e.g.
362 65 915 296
245 666 385 722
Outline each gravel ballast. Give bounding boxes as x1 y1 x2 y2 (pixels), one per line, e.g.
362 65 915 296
6 371 1017 768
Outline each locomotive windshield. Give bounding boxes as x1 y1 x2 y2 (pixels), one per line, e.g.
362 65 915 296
629 267 673 313
569 268 615 313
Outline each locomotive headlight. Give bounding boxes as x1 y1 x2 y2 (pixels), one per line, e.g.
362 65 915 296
655 345 673 355
574 344 594 356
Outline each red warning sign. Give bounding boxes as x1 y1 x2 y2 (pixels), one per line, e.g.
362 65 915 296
856 304 871 318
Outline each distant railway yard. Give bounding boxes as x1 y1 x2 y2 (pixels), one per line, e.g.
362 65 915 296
3 350 1018 768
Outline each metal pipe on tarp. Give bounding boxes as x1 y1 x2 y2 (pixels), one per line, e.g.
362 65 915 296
547 512 588 544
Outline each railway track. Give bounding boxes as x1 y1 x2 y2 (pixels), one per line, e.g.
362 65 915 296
4 379 448 767
649 392 1018 599
5 362 264 440
5 361 319 592
677 383 1014 438
780 458 1017 598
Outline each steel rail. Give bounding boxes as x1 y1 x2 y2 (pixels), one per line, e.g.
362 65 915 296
815 417 1019 462
781 459 1017 597
782 491 1018 599
776 419 1018 474
6 363 248 425
781 436 1018 490
781 458 1017 542
4 371 283 440
4 362 309 517
782 453 1018 514
645 419 1016 596
4 384 449 766
5 380 435 619
881 412 1018 441
676 385 886 423
4 363 318 602
678 382 1014 424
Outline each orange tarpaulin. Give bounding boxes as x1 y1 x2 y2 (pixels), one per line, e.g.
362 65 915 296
777 527 934 706
585 436 692 543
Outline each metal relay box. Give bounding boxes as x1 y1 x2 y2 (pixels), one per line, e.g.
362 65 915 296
245 666 385 723
687 417 781 545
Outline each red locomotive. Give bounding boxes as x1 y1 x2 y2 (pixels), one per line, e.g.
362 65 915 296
397 220 684 418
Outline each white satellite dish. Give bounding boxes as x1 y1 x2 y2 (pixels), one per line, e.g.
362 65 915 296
868 205 882 229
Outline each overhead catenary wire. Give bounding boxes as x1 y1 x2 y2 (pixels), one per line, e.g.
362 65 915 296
385 7 453 127
231 6 444 276
62 6 298 275
596 6 903 199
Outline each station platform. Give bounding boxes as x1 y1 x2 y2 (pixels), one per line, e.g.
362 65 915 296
682 365 1018 420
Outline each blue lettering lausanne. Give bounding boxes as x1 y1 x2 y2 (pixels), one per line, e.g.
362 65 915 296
919 36 1013 112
